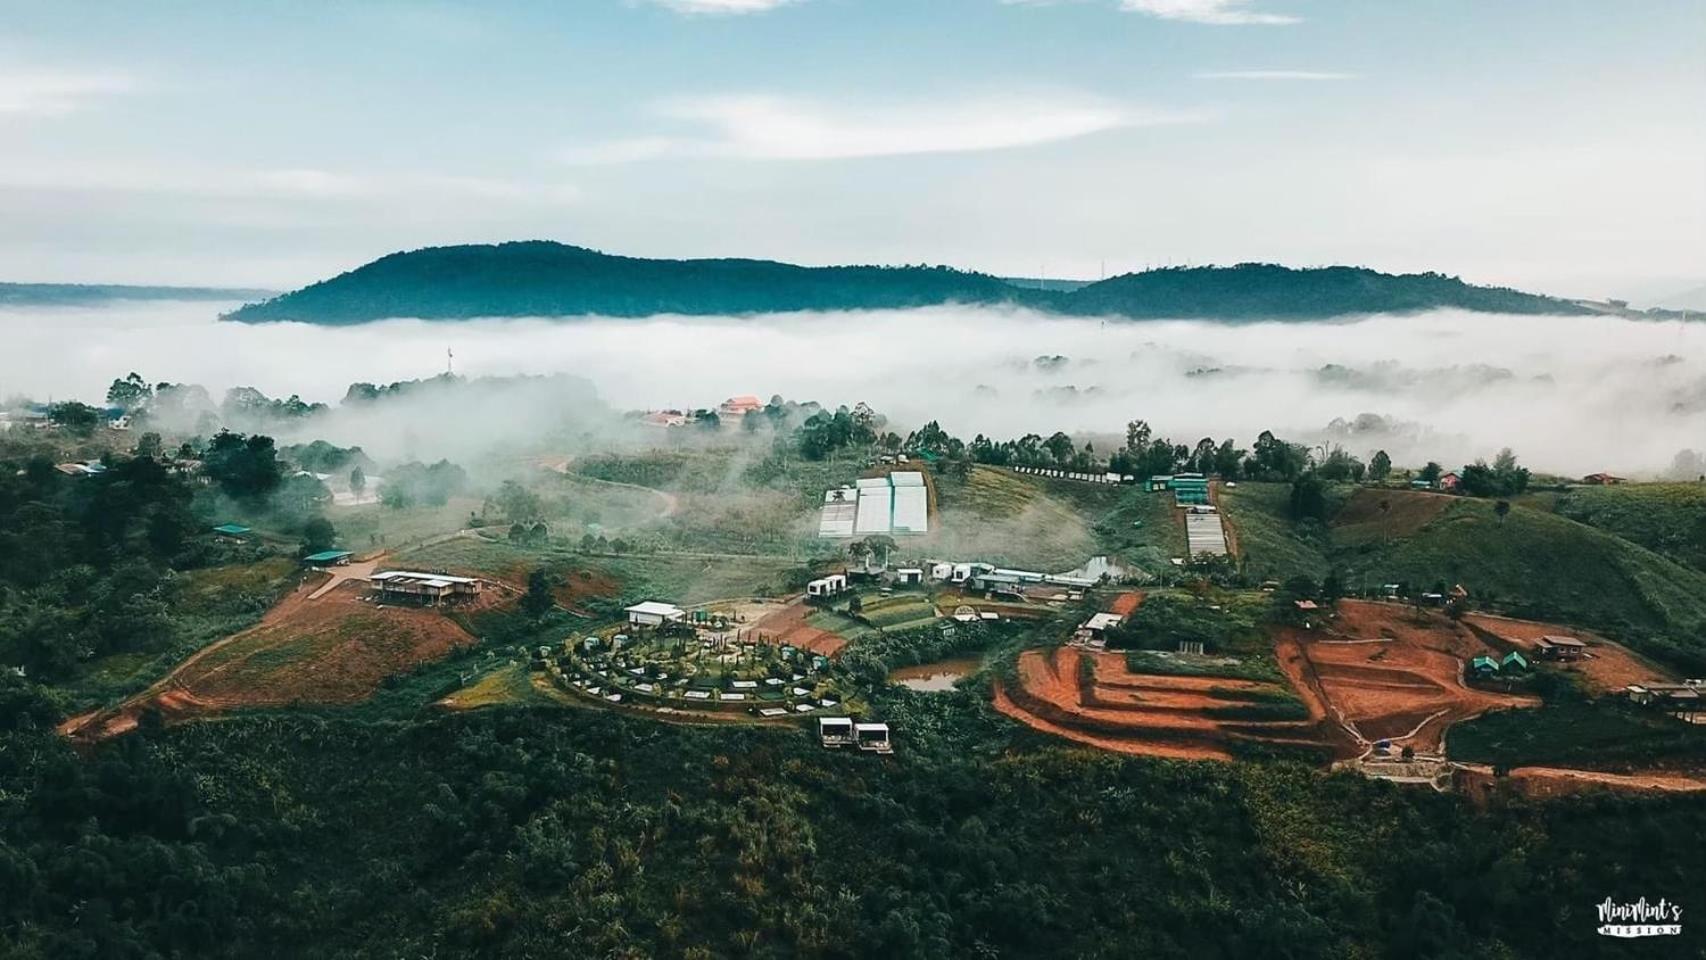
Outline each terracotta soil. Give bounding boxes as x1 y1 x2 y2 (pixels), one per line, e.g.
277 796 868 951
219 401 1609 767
63 579 498 741
1462 612 1675 694
1276 600 1537 756
992 645 1347 762
752 599 849 657
1106 591 1145 617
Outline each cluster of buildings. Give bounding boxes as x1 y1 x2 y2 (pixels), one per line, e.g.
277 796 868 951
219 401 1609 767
817 716 892 754
1626 680 1703 722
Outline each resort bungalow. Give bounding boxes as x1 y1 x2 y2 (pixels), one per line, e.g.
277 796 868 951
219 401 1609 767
1076 612 1125 643
895 568 924 586
625 601 687 627
1470 655 1501 679
1626 682 1703 722
1533 635 1587 661
1438 472 1462 492
302 549 354 567
369 570 483 605
211 523 252 542
806 574 849 597
854 722 894 754
818 716 855 748
1501 651 1530 672
1582 473 1628 485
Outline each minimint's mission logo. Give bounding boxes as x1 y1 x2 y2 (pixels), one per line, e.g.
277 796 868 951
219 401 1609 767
1596 897 1683 938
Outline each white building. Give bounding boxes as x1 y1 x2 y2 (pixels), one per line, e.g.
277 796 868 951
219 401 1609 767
625 601 686 627
807 574 849 597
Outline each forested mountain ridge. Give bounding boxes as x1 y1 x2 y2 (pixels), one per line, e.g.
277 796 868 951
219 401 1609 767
221 241 1590 323
1 282 274 306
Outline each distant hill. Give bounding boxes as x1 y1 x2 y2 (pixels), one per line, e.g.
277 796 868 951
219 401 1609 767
0 282 274 307
222 241 1589 324
1061 264 1591 319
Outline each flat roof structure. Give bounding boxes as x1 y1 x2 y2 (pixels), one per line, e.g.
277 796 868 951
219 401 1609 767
1082 612 1124 633
371 570 480 584
625 601 686 620
302 550 354 564
212 523 251 536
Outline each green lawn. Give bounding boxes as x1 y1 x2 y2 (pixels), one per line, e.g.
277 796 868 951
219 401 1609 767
1218 482 1333 580
1544 483 1706 573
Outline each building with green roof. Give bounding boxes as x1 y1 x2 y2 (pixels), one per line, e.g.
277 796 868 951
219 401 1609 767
211 523 251 537
302 549 354 566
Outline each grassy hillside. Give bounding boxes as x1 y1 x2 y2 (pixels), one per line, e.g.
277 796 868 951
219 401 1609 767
1540 483 1706 573
1222 482 1706 670
1218 482 1334 581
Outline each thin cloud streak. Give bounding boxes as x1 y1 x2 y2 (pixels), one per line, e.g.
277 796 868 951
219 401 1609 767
560 92 1205 163
1120 0 1298 25
0 68 137 116
1195 70 1355 81
642 0 797 14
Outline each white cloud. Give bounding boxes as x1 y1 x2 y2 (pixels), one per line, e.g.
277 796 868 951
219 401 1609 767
1120 0 1297 25
561 93 1201 163
1195 70 1354 81
0 68 136 116
643 0 796 14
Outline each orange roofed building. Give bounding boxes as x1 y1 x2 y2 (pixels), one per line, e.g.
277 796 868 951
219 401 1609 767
717 395 765 418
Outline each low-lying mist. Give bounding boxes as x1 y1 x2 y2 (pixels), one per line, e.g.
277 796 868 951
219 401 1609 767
3 300 1703 475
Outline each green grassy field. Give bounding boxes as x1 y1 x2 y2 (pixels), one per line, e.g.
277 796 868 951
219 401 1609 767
1542 483 1706 573
858 593 940 630
1218 482 1333 580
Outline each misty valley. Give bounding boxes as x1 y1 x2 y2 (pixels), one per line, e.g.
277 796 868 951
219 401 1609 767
4 2 1704 955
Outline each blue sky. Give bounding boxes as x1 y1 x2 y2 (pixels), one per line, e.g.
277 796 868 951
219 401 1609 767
1 0 1700 300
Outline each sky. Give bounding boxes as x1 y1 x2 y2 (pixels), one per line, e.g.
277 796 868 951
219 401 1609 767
1 0 1702 301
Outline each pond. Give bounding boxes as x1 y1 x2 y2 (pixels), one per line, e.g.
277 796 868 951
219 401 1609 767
888 657 982 692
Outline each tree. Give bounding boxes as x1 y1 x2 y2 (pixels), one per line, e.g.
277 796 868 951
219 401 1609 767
1419 461 1443 483
349 466 367 496
299 517 337 556
203 431 284 500
495 479 543 523
1289 472 1329 522
134 431 164 459
522 568 556 619
48 401 101 436
1369 450 1392 481
106 372 153 410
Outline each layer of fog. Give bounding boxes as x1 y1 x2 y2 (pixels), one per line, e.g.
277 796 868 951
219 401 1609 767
2 300 1703 476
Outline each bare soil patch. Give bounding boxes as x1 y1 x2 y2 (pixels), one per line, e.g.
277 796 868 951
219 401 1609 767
753 598 849 657
993 646 1345 761
64 579 497 741
1462 612 1675 694
1278 600 1536 755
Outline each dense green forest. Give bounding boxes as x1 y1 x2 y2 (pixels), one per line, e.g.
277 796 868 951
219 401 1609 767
221 242 1588 324
3 674 1703 960
0 282 272 306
